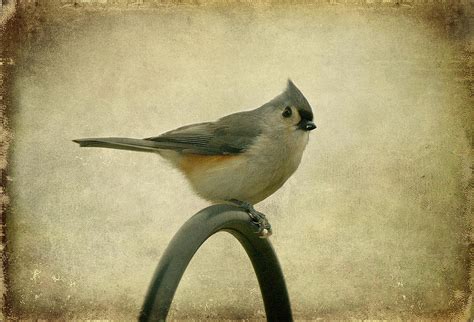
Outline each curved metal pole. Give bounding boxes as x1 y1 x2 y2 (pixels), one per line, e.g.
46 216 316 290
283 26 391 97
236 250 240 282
139 204 293 322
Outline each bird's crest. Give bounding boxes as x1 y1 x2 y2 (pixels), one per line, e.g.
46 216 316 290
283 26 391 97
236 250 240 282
284 79 313 120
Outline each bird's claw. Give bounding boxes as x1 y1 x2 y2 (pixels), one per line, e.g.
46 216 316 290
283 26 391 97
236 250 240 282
247 208 272 238
230 199 272 238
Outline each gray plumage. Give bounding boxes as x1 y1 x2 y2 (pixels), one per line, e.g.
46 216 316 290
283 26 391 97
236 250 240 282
144 110 262 155
74 111 262 155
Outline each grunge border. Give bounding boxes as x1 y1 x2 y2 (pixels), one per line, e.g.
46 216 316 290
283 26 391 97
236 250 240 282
0 0 472 319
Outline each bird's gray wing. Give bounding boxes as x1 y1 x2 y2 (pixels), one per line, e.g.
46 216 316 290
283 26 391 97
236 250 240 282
145 111 262 155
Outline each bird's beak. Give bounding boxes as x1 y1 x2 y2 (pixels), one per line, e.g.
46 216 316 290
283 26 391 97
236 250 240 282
298 120 317 131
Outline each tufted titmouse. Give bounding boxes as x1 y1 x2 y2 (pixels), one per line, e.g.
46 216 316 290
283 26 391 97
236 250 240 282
74 80 316 237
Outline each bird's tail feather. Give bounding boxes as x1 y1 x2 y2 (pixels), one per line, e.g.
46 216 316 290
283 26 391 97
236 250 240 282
73 137 163 153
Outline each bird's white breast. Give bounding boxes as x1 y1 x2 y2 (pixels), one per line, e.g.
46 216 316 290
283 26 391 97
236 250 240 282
176 128 309 204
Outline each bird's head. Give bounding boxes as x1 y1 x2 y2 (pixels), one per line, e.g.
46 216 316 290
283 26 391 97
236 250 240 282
265 79 316 132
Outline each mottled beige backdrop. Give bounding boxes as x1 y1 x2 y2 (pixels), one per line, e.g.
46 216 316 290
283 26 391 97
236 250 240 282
3 2 472 320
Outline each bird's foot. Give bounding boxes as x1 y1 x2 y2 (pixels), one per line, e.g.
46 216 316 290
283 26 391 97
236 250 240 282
229 199 272 238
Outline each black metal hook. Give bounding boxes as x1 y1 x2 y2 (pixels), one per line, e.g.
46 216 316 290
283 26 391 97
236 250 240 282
139 204 293 322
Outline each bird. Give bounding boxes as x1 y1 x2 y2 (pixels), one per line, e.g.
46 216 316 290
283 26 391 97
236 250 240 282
73 80 316 237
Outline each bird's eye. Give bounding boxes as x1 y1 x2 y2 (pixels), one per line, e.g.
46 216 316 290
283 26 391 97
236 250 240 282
282 106 292 118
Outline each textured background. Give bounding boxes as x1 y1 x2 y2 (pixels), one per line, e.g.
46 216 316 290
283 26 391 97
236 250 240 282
3 2 472 319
